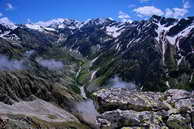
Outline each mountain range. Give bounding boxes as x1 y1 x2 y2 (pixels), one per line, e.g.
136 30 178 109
0 15 194 129
1 15 193 91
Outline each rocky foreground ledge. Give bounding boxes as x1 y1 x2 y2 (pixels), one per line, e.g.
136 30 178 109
92 88 194 129
0 88 193 129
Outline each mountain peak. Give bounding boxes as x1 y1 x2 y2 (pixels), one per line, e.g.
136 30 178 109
35 18 78 28
150 15 163 21
0 17 17 30
82 18 114 26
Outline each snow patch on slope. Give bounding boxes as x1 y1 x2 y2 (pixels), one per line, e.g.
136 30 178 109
155 22 177 64
106 25 124 38
25 18 81 31
25 24 43 31
90 56 99 66
155 22 176 43
90 70 98 81
37 18 81 29
166 23 194 65
0 31 10 38
25 24 56 32
166 23 194 46
36 18 65 27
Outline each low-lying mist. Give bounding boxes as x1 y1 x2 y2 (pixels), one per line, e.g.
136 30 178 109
36 58 64 70
74 99 99 128
109 75 137 90
0 55 26 71
24 50 35 57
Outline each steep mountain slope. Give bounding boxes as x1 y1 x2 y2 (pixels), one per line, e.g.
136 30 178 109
0 16 193 92
0 34 90 128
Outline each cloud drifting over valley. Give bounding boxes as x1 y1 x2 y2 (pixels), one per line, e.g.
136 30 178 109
0 55 26 71
36 58 64 70
109 76 137 90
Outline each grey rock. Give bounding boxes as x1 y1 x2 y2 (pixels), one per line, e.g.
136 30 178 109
93 88 193 129
97 109 166 129
167 114 192 129
93 88 169 112
165 89 191 100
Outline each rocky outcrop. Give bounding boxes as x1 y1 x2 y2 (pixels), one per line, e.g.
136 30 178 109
93 88 169 112
0 70 91 129
0 115 90 129
93 88 194 129
97 109 168 129
0 99 91 129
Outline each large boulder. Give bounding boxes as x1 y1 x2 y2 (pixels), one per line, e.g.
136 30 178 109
93 88 193 129
97 109 168 129
164 89 193 113
167 114 192 129
92 88 169 112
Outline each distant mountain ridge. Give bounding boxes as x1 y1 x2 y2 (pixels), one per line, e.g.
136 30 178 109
0 15 194 91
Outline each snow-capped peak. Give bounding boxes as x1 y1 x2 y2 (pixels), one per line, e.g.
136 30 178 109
82 18 113 26
0 17 17 30
25 24 44 31
93 18 113 24
36 18 65 28
26 18 81 30
106 25 124 38
25 23 57 32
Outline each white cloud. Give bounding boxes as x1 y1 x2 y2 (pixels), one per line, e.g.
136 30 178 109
118 11 133 23
183 0 191 9
165 0 190 18
36 58 64 70
27 18 32 23
0 13 3 17
133 0 191 18
6 3 14 10
133 6 164 17
0 55 26 71
118 11 130 19
165 8 188 18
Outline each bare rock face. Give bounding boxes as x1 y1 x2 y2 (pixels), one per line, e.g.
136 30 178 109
93 88 194 129
0 71 90 129
97 109 167 129
167 114 191 129
93 88 169 112
0 99 90 129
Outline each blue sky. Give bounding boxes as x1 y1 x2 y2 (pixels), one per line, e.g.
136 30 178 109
0 0 193 24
